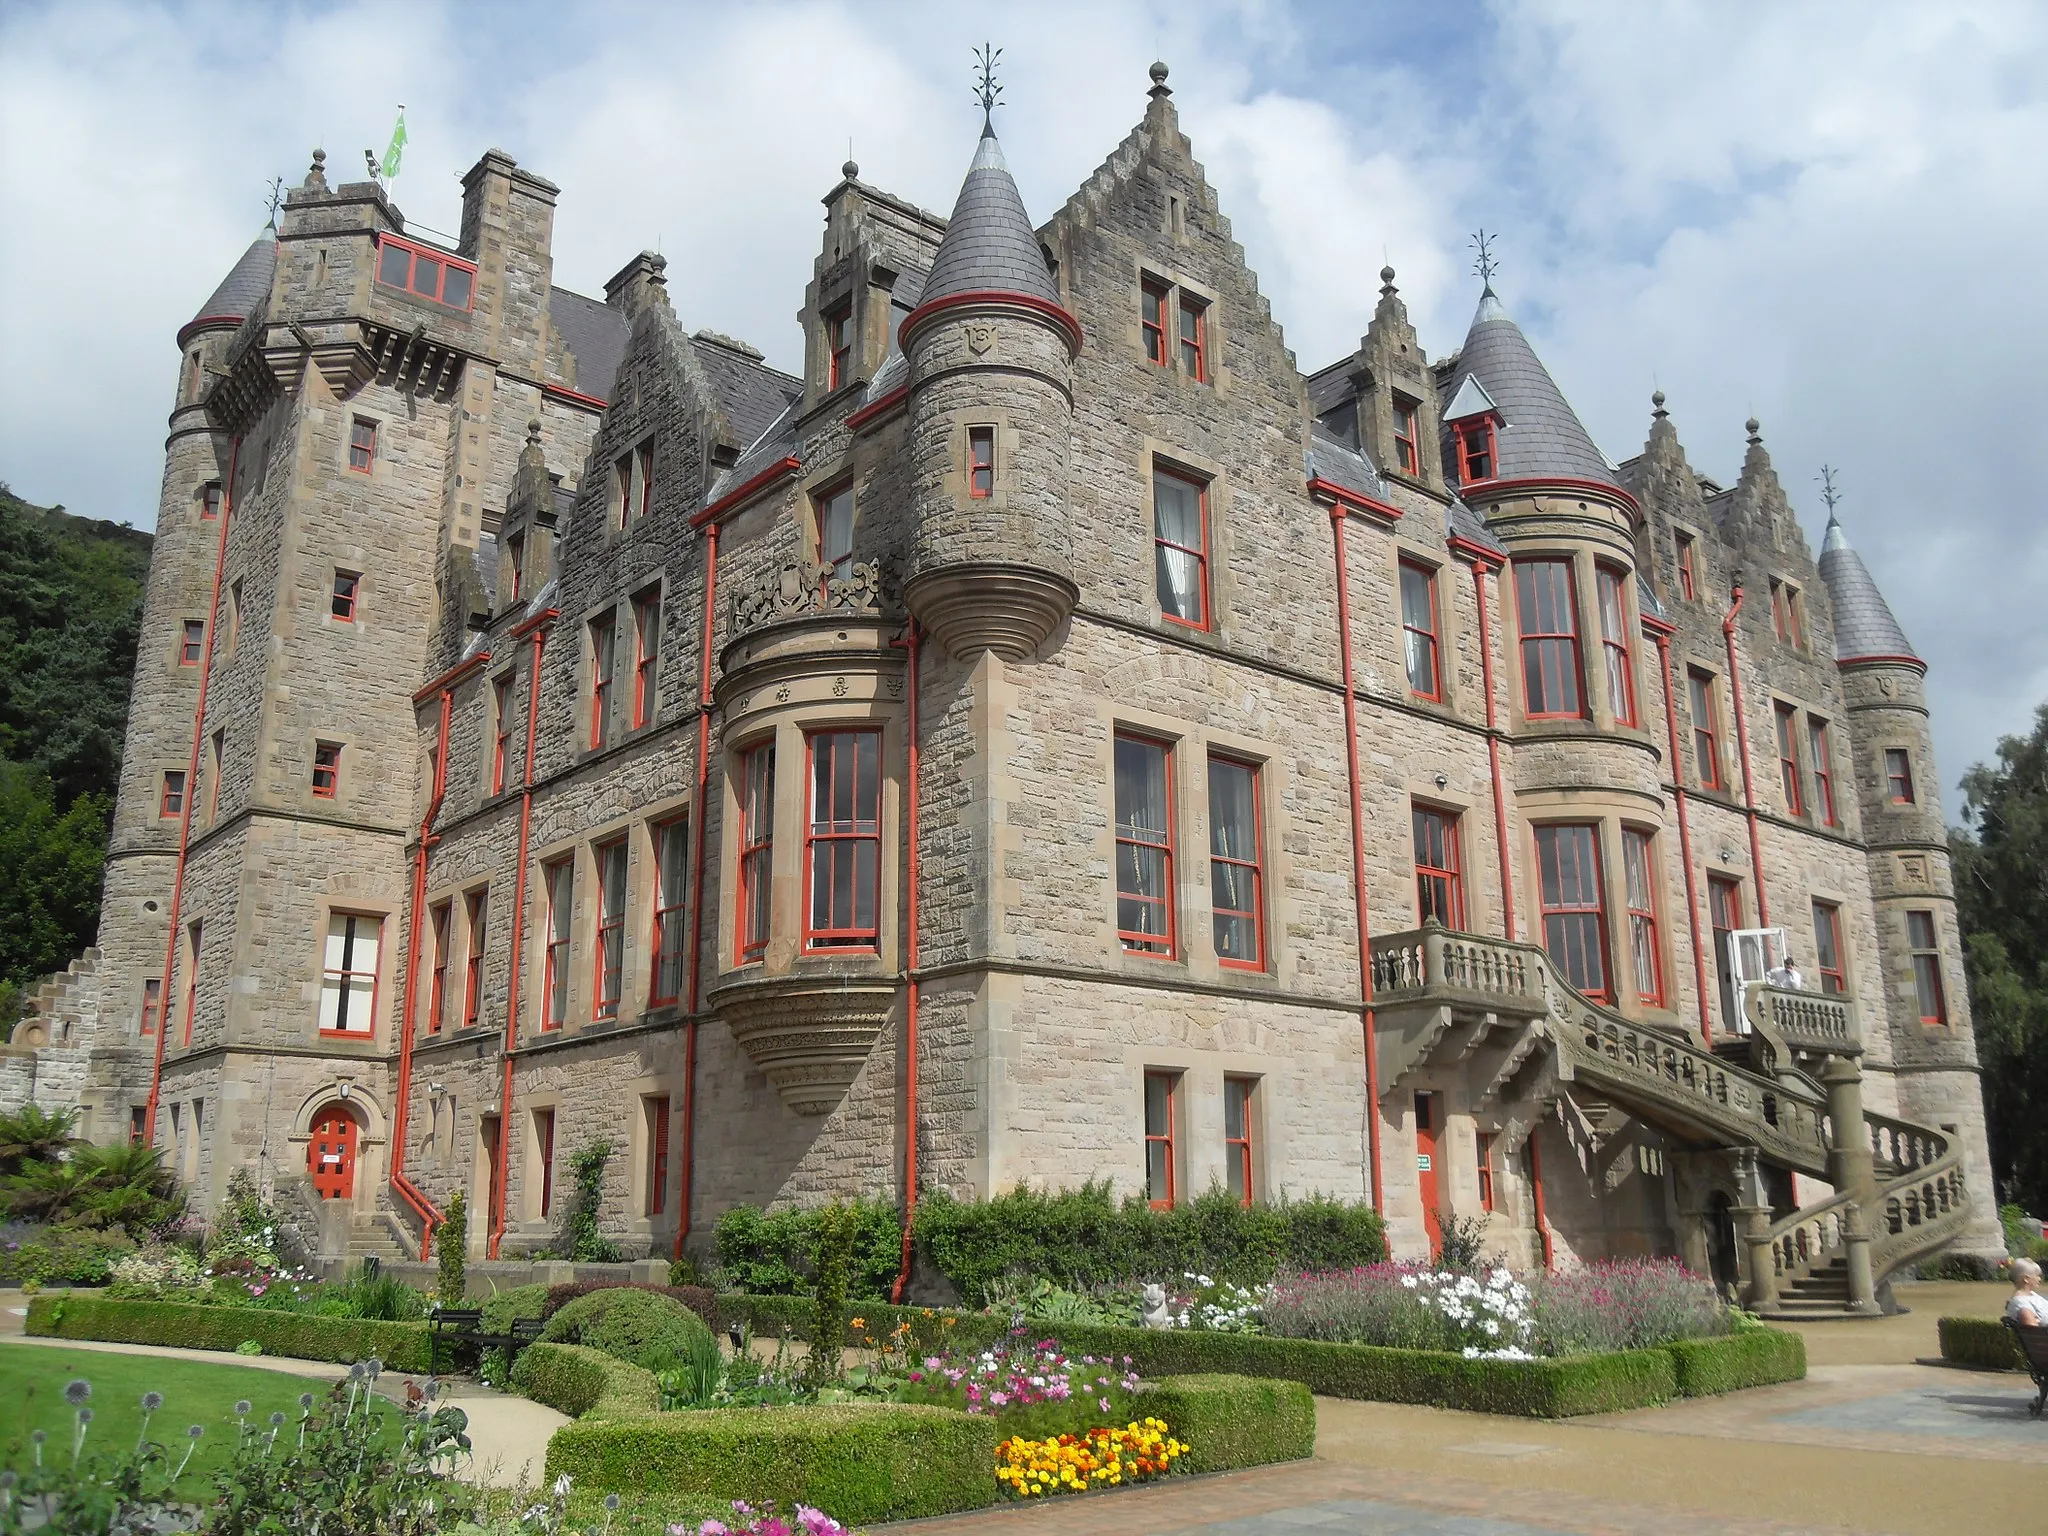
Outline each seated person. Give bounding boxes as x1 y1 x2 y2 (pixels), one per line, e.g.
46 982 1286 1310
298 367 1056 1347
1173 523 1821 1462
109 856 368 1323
2008 1256 2047 1326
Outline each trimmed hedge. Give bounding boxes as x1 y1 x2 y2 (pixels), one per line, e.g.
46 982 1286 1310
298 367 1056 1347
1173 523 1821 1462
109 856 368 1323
25 1293 434 1371
541 1287 715 1370
480 1283 553 1332
1938 1316 2026 1371
1666 1329 1805 1396
543 1280 717 1323
1136 1374 1314 1473
545 1404 1001 1523
512 1342 661 1419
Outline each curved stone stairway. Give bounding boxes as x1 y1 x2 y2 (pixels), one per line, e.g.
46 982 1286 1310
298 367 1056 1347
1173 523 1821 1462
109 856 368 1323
1369 923 1971 1316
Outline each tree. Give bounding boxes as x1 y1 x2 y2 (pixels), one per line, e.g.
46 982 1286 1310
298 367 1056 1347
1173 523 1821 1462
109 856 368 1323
0 760 110 1014
1952 702 2048 1212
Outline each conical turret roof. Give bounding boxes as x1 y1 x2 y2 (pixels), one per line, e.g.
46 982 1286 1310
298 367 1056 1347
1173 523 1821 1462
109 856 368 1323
1817 514 1919 663
185 232 277 334
1439 284 1618 487
920 127 1061 310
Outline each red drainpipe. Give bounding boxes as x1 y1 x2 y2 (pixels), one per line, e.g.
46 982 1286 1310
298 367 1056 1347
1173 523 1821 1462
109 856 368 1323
1720 582 1770 926
1328 507 1383 1212
1652 626 1715 1049
489 609 555 1259
889 621 923 1303
675 521 721 1259
145 434 239 1142
1456 545 1516 941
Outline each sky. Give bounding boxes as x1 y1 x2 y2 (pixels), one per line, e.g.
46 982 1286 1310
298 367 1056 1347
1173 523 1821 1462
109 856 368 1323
1 0 2042 800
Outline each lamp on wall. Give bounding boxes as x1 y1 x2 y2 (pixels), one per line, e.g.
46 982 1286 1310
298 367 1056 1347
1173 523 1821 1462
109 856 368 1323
1433 773 1449 790
337 1081 353 1100
1718 847 1737 864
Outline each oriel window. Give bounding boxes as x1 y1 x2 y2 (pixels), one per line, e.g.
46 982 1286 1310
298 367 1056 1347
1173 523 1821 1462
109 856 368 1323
805 731 882 952
737 742 775 963
1536 823 1610 1002
1515 559 1585 719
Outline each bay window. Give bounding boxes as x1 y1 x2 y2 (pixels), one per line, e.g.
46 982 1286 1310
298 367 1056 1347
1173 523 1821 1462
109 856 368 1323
1515 559 1585 719
805 730 882 952
1535 823 1610 1001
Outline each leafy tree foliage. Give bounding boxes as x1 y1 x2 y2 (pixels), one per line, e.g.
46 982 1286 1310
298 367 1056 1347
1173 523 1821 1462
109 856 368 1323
1952 702 2048 1212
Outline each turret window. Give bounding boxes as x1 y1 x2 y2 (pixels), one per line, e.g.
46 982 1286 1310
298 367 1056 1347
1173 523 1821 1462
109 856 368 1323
1885 748 1916 804
1595 564 1637 726
1534 823 1610 1002
1152 467 1210 630
1906 910 1947 1024
1688 670 1724 790
1178 297 1208 383
1514 559 1585 719
200 483 221 521
179 620 205 666
968 427 995 498
1142 280 1170 366
140 978 162 1038
1399 559 1441 701
159 770 186 818
1392 397 1421 475
825 303 853 390
1809 718 1838 826
736 741 775 964
804 730 882 953
348 418 377 474
1454 419 1495 484
1114 731 1176 957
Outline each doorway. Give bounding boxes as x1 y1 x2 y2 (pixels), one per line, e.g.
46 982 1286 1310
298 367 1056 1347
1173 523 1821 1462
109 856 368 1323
479 1113 502 1247
1414 1092 1443 1255
1708 876 1744 1034
307 1102 359 1201
1705 1190 1740 1297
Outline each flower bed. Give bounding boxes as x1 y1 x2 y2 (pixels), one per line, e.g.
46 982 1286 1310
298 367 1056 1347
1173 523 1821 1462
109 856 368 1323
995 1418 1185 1497
1938 1315 2026 1371
898 1332 1144 1439
25 1292 436 1372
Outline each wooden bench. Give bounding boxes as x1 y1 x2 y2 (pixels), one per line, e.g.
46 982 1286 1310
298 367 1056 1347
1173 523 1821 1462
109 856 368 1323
427 1308 546 1375
2005 1317 2048 1419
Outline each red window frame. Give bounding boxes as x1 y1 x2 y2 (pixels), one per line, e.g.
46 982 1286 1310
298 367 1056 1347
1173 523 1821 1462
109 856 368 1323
631 589 660 729
589 613 615 750
1885 748 1916 804
506 534 524 602
1178 296 1207 381
1774 703 1803 815
179 620 204 666
130 1106 147 1145
593 837 628 1020
542 857 572 1031
804 729 883 953
1144 1070 1178 1209
200 482 221 520
1622 826 1664 1006
816 482 855 587
650 816 689 1006
374 233 477 310
1595 564 1638 726
825 304 852 389
318 911 381 1036
347 418 377 474
968 426 995 498
1535 823 1612 1002
1906 910 1946 1023
1152 467 1210 631
1412 803 1465 929
332 570 359 622
534 1107 556 1218
1688 670 1724 789
1515 558 1586 719
427 900 451 1035
637 441 654 522
1115 732 1176 957
1392 397 1420 475
1224 1076 1255 1207
1809 718 1838 826
160 770 186 818
492 675 514 795
1812 900 1846 996
1476 1131 1496 1213
181 921 201 1046
1455 418 1496 483
645 1094 671 1217
1399 559 1442 701
736 741 775 964
311 741 341 799
1676 532 1699 602
462 889 487 1030
1141 280 1170 366
1208 755 1265 971
140 978 161 1038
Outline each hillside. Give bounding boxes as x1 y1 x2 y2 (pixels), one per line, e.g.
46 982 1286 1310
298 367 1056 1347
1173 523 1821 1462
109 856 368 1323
0 483 152 1029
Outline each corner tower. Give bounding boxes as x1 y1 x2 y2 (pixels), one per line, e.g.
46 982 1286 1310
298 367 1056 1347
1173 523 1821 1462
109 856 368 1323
901 107 1082 661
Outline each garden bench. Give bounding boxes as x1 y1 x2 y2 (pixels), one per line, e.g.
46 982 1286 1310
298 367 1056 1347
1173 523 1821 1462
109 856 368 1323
2006 1318 2048 1419
427 1308 546 1374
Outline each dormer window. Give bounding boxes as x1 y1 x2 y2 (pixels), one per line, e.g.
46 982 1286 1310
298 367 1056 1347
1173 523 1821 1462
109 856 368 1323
374 234 476 311
825 303 853 390
1454 418 1496 484
1392 397 1421 475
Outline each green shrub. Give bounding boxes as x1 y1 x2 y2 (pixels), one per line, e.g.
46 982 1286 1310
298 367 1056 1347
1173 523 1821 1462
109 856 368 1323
541 1280 716 1323
512 1341 661 1419
544 1404 1000 1522
541 1286 716 1371
0 1226 135 1285
480 1282 553 1332
712 1198 902 1298
1938 1315 2026 1371
315 1261 429 1321
436 1192 467 1305
560 1138 625 1263
1136 1374 1315 1473
25 1293 434 1370
1664 1329 1805 1395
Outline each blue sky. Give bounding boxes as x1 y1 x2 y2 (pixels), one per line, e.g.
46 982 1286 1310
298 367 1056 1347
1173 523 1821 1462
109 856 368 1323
1 0 2042 796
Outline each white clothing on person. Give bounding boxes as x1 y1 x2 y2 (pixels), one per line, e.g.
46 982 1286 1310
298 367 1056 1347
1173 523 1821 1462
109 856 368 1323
1766 964 1805 990
2008 1289 2048 1326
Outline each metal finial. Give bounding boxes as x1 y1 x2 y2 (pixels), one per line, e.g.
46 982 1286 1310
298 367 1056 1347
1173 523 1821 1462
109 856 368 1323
1470 229 1499 290
1818 464 1842 518
264 175 287 232
973 42 1004 134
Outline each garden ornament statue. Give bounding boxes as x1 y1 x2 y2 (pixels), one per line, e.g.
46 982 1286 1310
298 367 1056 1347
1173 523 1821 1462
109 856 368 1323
1141 1282 1172 1329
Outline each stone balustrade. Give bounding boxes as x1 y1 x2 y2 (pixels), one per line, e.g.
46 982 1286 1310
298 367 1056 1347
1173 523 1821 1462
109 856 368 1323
1368 924 1543 1013
1764 1192 1853 1282
1867 1111 1946 1174
1757 986 1857 1054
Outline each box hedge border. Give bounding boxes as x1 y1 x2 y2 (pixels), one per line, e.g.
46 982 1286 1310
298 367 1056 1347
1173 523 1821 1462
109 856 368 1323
1937 1316 2025 1371
1135 1374 1314 1473
25 1294 435 1372
511 1342 661 1419
1664 1328 1805 1396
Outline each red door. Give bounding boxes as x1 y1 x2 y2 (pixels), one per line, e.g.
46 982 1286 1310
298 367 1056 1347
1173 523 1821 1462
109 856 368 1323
308 1104 358 1200
1415 1092 1443 1255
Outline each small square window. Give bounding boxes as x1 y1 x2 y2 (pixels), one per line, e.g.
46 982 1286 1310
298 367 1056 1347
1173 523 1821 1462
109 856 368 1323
160 770 186 818
311 741 341 799
1885 748 1916 805
179 619 205 666
968 426 995 498
348 419 377 474
200 483 221 520
332 571 360 622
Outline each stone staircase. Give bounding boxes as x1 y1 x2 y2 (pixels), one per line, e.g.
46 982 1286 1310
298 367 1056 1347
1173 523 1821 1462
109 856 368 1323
1368 922 1971 1315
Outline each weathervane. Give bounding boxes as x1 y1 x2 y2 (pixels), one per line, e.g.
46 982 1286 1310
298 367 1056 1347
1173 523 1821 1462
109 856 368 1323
1818 464 1842 518
264 175 287 233
974 42 1003 133
1470 229 1500 289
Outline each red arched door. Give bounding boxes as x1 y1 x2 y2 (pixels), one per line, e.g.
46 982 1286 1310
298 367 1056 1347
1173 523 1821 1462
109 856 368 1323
308 1103 359 1200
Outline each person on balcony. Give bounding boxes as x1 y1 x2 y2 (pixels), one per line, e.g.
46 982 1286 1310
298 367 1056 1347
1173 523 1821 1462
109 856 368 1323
1766 954 1806 990
2008 1257 2047 1326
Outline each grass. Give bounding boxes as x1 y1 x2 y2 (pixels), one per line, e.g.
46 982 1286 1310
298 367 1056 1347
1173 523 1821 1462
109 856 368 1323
0 1342 359 1496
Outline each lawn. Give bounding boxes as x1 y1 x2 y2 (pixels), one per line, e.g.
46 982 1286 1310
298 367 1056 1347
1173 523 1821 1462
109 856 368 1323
0 1342 355 1495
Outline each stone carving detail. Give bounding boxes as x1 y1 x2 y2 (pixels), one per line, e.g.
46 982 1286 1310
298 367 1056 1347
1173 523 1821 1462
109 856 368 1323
965 321 997 356
730 559 893 637
1898 853 1929 883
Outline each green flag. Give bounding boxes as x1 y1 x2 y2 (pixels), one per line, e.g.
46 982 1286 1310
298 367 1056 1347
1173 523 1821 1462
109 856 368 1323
380 109 407 181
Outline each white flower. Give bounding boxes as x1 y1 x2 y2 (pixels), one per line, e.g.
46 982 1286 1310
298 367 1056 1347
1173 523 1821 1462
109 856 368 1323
1401 1275 1419 1289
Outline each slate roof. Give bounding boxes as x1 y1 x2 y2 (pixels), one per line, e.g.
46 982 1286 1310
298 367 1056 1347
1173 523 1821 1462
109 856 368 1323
186 233 277 330
704 398 803 507
548 287 631 402
689 332 802 446
1817 515 1919 662
1447 499 1507 557
920 129 1062 309
1437 287 1619 486
1307 425 1391 505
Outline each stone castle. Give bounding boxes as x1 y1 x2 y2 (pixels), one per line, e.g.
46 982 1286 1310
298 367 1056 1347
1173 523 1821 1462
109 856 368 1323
19 64 2001 1311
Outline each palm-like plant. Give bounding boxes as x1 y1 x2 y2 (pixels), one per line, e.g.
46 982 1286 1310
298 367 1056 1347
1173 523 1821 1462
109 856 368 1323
0 1104 81 1175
